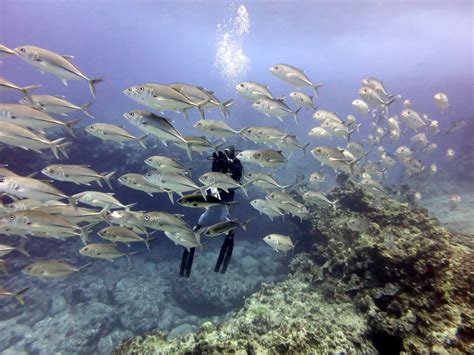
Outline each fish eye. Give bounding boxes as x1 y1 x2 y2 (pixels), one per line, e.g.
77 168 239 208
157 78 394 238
19 47 25 52
144 215 150 221
274 66 279 70
316 148 321 153
139 87 144 92
193 203 198 206
240 83 244 88
84 247 89 251
130 112 135 116
9 215 15 220
127 88 132 92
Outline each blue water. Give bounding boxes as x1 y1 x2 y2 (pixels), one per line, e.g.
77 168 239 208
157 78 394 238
0 1 473 353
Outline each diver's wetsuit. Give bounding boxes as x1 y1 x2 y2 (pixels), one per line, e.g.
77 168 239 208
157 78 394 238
179 147 243 277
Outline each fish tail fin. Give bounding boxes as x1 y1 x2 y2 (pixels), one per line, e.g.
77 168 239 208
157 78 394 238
49 137 66 159
197 104 206 120
184 141 193 161
220 99 234 119
363 150 371 162
349 156 363 176
101 171 115 190
68 195 78 210
58 142 72 159
80 102 94 118
64 118 82 138
382 95 397 115
164 190 175 204
88 78 104 98
293 107 302 124
79 263 92 272
198 187 209 201
302 143 310 156
126 251 139 265
179 108 190 121
99 204 111 223
14 287 30 305
311 83 323 98
241 218 253 231
16 239 30 257
137 134 147 149
20 84 41 100
125 203 137 211
240 181 252 198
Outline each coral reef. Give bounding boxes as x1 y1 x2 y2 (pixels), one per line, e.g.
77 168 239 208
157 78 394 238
114 181 473 353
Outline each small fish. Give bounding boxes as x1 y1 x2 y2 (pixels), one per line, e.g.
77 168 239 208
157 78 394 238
203 219 250 237
387 116 401 142
352 99 370 115
433 92 450 113
289 91 315 110
380 152 396 167
0 76 41 98
244 171 291 191
193 119 240 140
429 164 437 175
251 149 288 168
309 171 326 185
20 94 93 118
311 146 359 175
424 142 437 154
362 77 390 96
313 110 343 123
199 171 250 197
446 148 455 160
85 123 147 149
22 260 90 278
42 164 115 189
409 133 428 148
359 177 386 195
164 230 201 252
400 109 427 131
14 45 103 97
177 194 238 214
263 233 295 253
0 240 30 257
252 97 301 124
98 226 150 250
236 150 260 164
358 86 396 109
302 191 338 211
402 157 424 175
403 99 413 110
235 81 275 101
308 126 331 139
250 199 285 221
413 191 422 202
346 217 370 232
144 171 206 203
449 194 461 210
0 121 69 159
118 173 163 197
429 120 440 134
321 119 353 141
72 191 135 210
0 287 29 305
144 156 190 174
79 243 137 264
270 63 323 97
446 119 466 135
395 146 412 160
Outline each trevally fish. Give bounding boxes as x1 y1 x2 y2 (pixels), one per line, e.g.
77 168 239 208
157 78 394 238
252 97 301 124
362 77 390 96
0 121 69 159
193 119 240 140
0 76 41 98
244 171 291 190
289 91 315 110
72 191 135 210
118 173 164 197
164 230 201 252
41 164 115 189
141 211 190 234
235 81 276 101
79 243 137 264
251 149 288 168
250 199 284 221
85 123 147 149
0 103 81 137
123 110 191 156
203 219 250 237
263 234 295 253
144 155 190 175
270 63 323 97
144 171 206 202
14 45 103 97
199 171 250 197
177 194 238 214
19 94 93 118
0 240 29 257
22 260 90 278
98 226 150 250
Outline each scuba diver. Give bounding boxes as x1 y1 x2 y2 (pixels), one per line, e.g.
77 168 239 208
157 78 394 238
179 145 243 277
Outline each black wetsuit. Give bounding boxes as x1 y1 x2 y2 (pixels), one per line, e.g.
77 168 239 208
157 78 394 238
180 150 243 277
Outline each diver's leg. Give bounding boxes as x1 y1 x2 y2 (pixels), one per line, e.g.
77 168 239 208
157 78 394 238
180 248 189 277
221 232 234 274
214 239 227 272
184 247 196 278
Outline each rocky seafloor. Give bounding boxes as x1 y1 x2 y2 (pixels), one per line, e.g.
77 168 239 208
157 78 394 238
114 181 474 354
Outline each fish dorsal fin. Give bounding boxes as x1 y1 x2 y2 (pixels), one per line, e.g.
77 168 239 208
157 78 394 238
53 95 66 99
62 54 74 60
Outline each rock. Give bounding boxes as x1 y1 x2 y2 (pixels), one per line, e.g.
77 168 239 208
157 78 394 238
167 323 196 339
49 295 67 315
